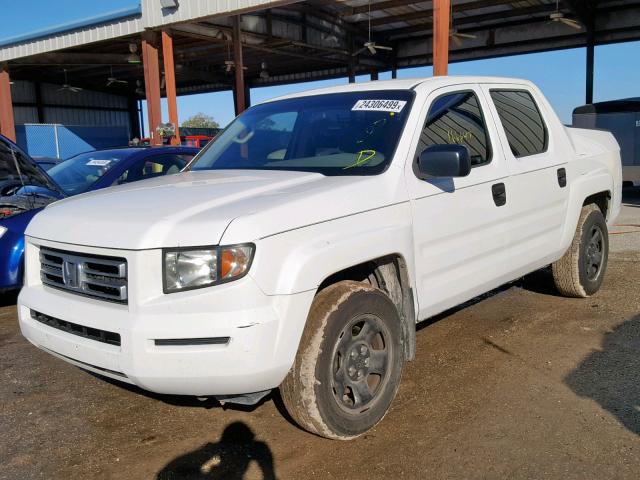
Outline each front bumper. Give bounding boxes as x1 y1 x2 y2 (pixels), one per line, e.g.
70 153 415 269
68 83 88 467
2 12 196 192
18 238 315 396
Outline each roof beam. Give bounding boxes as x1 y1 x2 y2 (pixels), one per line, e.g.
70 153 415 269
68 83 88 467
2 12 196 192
171 22 359 65
385 3 560 39
10 52 135 66
356 0 519 28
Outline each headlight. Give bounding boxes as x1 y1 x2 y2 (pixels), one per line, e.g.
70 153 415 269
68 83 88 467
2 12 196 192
163 244 255 293
0 225 6 238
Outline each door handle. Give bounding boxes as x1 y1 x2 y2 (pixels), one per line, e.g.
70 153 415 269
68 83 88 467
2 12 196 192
557 168 567 188
492 182 507 207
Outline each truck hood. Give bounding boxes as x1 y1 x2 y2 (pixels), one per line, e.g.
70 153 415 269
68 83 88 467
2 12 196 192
26 169 397 250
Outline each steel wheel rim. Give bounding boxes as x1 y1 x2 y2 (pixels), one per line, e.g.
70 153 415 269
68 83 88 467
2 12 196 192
330 313 392 415
585 224 604 281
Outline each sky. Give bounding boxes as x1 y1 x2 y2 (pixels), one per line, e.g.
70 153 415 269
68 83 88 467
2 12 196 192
2 1 639 132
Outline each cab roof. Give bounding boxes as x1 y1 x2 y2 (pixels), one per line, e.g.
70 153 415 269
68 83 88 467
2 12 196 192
265 76 534 104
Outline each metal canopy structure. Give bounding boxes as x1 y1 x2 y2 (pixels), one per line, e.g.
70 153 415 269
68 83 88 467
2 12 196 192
0 0 639 144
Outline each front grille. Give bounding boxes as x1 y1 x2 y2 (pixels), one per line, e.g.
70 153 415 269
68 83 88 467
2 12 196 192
39 247 128 303
31 310 121 346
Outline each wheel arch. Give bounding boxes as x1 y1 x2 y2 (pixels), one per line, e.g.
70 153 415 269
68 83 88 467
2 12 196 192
317 254 416 361
249 206 417 360
560 171 613 254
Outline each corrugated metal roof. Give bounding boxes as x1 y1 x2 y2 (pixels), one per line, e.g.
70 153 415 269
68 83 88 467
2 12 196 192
141 0 300 28
0 13 144 62
0 0 299 62
0 5 142 48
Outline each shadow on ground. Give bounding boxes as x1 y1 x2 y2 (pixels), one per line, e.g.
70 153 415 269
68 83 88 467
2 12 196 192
622 186 640 207
0 291 18 307
156 421 277 480
565 314 640 436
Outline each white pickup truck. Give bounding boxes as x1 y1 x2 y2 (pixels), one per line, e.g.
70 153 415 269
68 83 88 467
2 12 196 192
18 76 621 439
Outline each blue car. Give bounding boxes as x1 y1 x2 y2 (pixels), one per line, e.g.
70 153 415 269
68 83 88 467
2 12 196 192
0 139 199 292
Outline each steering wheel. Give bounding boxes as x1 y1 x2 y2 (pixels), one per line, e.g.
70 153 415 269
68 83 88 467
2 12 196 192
232 130 254 144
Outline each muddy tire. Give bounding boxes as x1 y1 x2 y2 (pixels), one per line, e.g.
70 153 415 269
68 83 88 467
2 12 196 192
552 204 609 297
280 280 404 440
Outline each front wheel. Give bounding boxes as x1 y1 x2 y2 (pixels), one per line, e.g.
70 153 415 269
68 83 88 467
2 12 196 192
280 280 404 440
552 204 609 297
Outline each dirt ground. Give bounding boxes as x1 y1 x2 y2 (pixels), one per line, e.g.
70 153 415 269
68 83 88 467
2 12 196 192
1 189 640 480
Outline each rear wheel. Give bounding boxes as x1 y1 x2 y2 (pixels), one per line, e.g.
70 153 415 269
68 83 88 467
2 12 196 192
552 204 609 297
280 280 404 440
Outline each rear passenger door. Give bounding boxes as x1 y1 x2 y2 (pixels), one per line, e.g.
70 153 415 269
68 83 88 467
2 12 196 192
406 84 513 319
481 85 570 265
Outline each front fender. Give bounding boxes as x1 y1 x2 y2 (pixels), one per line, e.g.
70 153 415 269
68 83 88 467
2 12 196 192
245 202 415 297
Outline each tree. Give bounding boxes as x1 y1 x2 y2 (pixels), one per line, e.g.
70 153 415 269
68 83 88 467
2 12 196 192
181 112 220 129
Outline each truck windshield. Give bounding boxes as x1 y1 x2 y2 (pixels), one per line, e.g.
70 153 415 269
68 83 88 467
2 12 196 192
189 90 414 175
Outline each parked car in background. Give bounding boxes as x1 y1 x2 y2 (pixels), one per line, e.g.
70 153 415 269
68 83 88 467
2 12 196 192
17 77 621 439
33 156 63 171
1 145 199 292
182 135 213 148
47 146 199 196
0 136 63 292
572 98 640 186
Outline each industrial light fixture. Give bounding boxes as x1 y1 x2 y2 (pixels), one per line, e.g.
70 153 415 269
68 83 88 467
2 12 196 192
127 43 142 64
135 79 145 96
160 0 179 9
259 62 269 80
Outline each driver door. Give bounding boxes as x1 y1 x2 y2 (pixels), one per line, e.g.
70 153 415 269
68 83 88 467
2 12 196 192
405 84 513 320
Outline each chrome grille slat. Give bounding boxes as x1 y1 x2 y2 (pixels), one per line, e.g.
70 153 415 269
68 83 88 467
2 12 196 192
39 247 128 304
83 267 125 278
41 264 63 276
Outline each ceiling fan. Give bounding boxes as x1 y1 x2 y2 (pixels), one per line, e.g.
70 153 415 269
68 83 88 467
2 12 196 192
222 40 248 73
450 28 477 47
106 66 128 87
352 0 393 56
548 0 582 29
58 69 83 93
449 3 476 46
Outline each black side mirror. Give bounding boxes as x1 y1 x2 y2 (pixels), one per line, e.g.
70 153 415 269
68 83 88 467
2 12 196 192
415 144 472 179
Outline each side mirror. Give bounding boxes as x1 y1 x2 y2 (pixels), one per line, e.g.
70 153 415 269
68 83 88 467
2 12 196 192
415 144 472 179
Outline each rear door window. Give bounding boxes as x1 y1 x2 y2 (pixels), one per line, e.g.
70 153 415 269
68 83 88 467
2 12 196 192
489 90 548 158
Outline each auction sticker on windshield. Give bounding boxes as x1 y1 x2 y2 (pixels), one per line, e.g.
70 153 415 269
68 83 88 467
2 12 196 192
352 99 407 113
86 159 112 166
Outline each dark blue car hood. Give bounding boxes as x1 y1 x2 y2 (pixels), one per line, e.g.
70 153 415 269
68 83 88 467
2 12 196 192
0 136 62 196
0 136 63 217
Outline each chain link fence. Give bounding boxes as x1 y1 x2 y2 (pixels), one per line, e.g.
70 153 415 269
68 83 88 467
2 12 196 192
15 124 129 159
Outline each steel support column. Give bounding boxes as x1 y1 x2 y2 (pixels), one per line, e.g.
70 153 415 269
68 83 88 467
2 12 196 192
0 65 15 142
127 96 141 140
141 36 162 145
162 31 180 145
233 83 251 114
348 63 356 83
586 23 595 104
35 82 44 123
432 0 450 76
232 16 246 115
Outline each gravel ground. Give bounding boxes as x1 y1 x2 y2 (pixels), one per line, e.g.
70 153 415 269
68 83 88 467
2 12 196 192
1 190 639 480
